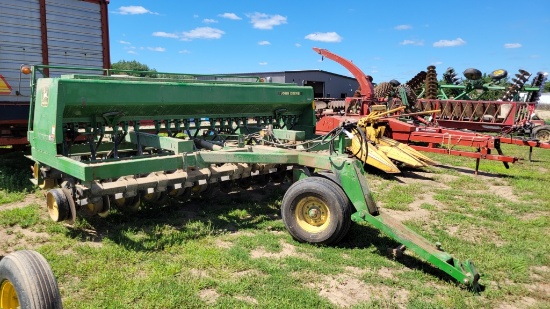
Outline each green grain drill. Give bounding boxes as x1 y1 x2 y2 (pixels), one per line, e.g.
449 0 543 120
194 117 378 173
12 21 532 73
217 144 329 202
26 65 480 291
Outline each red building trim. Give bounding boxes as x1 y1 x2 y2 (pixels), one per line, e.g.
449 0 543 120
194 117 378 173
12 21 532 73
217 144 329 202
38 0 49 76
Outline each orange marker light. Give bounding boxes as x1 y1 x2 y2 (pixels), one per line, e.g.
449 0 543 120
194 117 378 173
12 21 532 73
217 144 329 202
21 65 31 75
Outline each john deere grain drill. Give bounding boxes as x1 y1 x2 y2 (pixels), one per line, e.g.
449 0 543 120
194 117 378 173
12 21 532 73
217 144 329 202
26 65 480 290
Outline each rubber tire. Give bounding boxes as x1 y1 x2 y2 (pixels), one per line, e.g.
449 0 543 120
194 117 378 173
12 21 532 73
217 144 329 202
308 175 353 244
463 68 482 80
532 125 550 143
489 69 507 80
281 177 351 245
46 189 69 222
0 250 62 309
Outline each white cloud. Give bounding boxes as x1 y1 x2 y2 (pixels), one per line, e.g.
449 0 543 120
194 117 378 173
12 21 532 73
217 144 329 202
400 39 424 46
127 50 137 54
504 43 522 49
203 19 218 23
181 27 224 40
119 40 131 44
147 47 166 52
259 62 268 65
219 13 241 20
247 12 287 30
179 50 191 54
394 24 412 30
295 43 301 47
433 38 466 47
258 41 271 45
115 6 157 15
304 32 342 43
431 61 443 65
153 32 178 39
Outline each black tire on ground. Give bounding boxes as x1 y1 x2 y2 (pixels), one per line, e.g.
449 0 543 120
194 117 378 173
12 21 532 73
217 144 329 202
46 189 70 222
307 176 353 244
532 125 550 143
281 177 352 245
0 250 62 309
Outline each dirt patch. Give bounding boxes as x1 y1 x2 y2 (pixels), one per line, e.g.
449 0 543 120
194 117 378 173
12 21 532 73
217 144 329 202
214 239 233 249
233 269 265 279
189 268 210 279
495 296 538 309
529 265 550 282
381 192 443 223
0 194 43 211
306 273 409 308
488 185 519 202
0 228 50 256
234 295 258 305
198 288 219 305
375 266 410 280
446 225 506 246
396 171 452 189
250 239 314 260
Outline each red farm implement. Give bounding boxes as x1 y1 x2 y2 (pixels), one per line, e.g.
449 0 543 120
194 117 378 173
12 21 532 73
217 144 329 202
312 47 549 173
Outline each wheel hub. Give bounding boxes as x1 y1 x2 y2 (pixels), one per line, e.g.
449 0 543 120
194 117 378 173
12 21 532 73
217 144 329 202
296 196 329 231
308 207 320 219
0 280 19 309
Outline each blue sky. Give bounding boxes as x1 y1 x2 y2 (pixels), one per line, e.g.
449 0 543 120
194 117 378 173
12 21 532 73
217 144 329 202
108 1 550 84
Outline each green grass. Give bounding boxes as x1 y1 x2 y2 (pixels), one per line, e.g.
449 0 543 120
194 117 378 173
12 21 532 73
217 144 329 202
1 143 549 308
0 151 35 204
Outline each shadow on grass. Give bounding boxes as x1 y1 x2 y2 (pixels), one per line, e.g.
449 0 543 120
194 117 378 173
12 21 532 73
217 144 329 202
63 184 289 251
60 181 484 290
435 164 513 178
337 223 485 291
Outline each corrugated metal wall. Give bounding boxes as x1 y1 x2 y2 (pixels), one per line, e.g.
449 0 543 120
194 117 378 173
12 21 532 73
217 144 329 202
0 0 105 102
0 0 42 102
46 0 104 76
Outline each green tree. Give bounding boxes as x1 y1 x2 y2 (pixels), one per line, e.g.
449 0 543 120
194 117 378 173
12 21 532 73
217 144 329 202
110 60 157 77
544 81 550 92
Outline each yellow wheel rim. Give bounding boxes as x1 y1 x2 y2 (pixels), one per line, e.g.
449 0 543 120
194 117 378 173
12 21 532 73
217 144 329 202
87 201 103 214
46 191 60 221
295 196 330 233
168 188 183 197
113 197 126 207
0 280 19 309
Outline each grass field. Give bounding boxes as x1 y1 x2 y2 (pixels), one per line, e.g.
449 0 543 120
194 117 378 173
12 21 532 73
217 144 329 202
1 142 549 308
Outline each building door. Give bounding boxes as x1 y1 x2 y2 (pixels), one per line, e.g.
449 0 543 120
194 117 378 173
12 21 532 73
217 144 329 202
304 81 324 98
